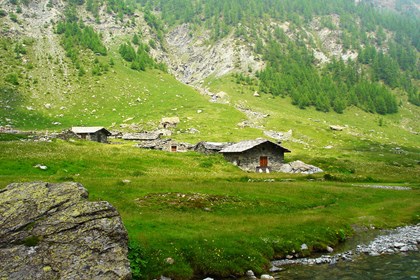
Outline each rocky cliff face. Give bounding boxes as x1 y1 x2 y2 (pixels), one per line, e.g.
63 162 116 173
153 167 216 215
0 182 131 280
164 23 264 85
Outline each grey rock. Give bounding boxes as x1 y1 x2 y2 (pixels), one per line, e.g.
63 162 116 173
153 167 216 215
400 246 410 252
165 257 175 264
260 275 274 280
33 164 48 170
279 164 293 173
330 125 345 131
280 161 323 174
269 266 282 272
189 128 200 134
246 270 255 276
394 242 405 248
301 244 308 250
246 270 257 280
271 224 420 270
326 246 334 253
0 182 131 280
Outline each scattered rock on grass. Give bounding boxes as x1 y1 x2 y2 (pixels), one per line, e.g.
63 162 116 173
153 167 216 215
33 164 48 170
330 125 345 131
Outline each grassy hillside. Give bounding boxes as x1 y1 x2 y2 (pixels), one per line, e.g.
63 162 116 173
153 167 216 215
0 42 264 142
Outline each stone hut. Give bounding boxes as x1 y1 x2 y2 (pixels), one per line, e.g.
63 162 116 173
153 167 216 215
159 117 180 129
71 127 111 143
165 141 194 152
121 131 162 141
194 141 232 155
220 139 291 173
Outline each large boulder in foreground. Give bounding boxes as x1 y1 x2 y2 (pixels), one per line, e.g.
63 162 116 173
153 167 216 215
0 182 131 279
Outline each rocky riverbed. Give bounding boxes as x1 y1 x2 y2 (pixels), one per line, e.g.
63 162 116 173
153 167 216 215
271 224 420 269
172 225 420 280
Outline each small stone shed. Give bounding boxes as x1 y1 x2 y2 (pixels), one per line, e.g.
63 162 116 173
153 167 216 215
159 117 180 129
220 139 291 173
121 132 162 141
71 127 111 143
194 141 232 155
165 141 194 152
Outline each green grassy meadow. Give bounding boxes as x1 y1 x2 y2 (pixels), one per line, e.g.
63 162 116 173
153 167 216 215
0 139 418 279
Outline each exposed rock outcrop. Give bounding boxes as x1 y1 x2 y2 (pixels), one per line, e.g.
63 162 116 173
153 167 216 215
264 130 293 141
0 182 131 280
165 23 264 85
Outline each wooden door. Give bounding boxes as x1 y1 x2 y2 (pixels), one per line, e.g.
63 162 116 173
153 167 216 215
171 145 177 152
260 156 268 167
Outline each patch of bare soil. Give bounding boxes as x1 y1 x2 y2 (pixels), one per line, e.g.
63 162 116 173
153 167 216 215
135 192 242 211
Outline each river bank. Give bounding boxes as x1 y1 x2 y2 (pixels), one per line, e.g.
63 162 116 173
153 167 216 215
270 224 419 269
187 224 420 280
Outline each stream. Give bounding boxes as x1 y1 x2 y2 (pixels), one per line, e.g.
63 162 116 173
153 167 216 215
201 225 420 280
276 252 419 279
271 225 420 279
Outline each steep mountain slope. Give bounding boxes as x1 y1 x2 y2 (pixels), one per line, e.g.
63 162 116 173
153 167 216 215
0 0 419 150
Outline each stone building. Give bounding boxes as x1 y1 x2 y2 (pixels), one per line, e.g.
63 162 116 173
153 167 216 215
165 141 194 152
220 139 291 172
71 127 111 143
194 141 232 155
121 131 162 141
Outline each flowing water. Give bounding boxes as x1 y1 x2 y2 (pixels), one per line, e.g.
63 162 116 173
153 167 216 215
274 227 419 280
214 228 419 280
276 252 419 280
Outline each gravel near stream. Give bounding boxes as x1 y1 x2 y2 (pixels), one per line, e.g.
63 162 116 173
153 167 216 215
271 224 420 269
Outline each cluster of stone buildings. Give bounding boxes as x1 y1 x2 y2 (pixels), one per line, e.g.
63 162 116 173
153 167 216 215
69 126 301 173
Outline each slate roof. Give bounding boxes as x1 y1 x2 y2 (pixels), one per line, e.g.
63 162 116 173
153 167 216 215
220 139 291 153
195 141 232 150
71 127 111 135
122 132 162 140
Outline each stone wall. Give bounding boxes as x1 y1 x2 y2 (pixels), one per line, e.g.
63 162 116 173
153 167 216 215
89 131 108 143
223 142 285 172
